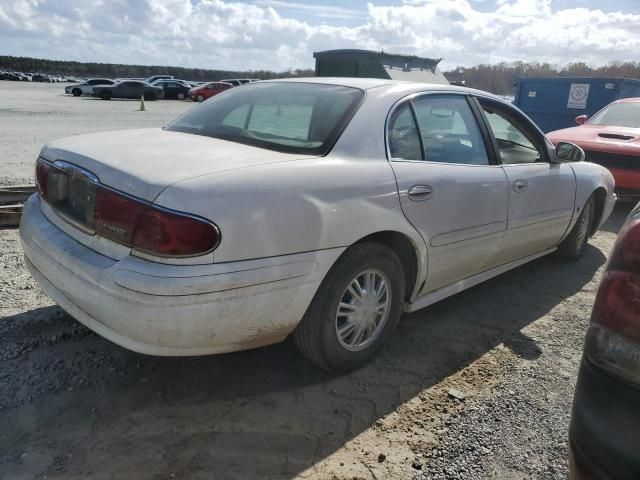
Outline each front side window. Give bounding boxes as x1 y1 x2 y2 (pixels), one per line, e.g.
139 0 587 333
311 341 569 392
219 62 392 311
167 83 363 155
413 96 489 165
480 102 543 164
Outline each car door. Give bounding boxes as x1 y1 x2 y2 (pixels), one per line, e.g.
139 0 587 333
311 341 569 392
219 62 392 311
159 81 172 98
127 82 144 98
475 98 576 263
389 94 509 293
167 82 179 98
154 81 167 97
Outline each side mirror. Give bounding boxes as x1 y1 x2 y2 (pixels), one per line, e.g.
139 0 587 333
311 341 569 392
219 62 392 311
555 142 585 163
575 115 588 125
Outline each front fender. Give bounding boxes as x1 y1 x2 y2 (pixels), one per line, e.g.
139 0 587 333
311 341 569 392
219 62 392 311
570 161 616 230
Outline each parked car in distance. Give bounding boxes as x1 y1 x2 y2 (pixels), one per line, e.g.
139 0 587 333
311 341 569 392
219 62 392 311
188 81 232 101
31 74 52 82
21 78 616 372
569 201 640 479
65 78 115 96
220 78 255 86
150 79 190 100
92 80 164 100
548 98 640 201
4 73 22 81
144 74 173 84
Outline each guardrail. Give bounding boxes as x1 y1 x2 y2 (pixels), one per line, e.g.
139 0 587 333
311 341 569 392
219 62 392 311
0 185 37 227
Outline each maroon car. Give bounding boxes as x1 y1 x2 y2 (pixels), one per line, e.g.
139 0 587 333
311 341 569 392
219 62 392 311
187 82 233 102
569 202 640 479
548 98 640 201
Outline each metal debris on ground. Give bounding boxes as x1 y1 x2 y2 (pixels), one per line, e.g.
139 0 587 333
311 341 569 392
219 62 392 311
0 185 36 227
447 388 466 401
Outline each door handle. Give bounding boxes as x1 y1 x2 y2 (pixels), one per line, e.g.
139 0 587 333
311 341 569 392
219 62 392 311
408 185 433 201
512 180 528 193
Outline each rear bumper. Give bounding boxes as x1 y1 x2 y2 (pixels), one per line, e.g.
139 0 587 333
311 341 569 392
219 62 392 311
20 195 342 355
569 358 640 480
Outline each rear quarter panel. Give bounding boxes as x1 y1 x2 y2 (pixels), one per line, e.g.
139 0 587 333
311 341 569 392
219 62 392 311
153 156 427 279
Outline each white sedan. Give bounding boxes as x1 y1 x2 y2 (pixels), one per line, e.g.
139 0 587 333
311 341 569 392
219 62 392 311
21 78 616 371
64 78 115 96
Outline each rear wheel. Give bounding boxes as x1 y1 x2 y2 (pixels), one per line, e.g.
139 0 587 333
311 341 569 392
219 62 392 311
143 92 154 101
196 94 205 102
293 242 405 372
556 195 595 261
71 88 81 96
100 90 112 100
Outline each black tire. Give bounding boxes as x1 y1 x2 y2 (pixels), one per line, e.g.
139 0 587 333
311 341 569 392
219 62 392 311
177 92 186 100
556 195 595 261
293 242 405 372
100 90 112 100
72 88 82 97
144 91 155 101
196 94 205 102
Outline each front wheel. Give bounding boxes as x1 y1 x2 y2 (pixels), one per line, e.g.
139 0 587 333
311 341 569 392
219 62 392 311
177 92 186 100
196 94 205 102
100 90 112 100
293 242 405 372
71 88 81 96
556 195 595 261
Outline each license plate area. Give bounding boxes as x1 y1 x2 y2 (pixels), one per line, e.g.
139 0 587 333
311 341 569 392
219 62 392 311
46 162 98 233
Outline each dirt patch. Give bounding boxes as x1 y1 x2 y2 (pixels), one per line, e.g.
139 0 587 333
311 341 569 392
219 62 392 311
0 204 629 479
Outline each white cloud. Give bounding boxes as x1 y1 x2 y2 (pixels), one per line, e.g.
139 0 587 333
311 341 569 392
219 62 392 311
0 0 639 71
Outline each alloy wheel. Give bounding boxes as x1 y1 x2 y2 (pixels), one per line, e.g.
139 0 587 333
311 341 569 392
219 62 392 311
335 269 391 352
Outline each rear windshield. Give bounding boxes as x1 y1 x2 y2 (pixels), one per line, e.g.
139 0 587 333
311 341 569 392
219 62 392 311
166 82 364 155
588 102 640 128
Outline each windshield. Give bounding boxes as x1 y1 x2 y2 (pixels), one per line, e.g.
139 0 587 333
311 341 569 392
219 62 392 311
588 102 640 128
166 82 364 155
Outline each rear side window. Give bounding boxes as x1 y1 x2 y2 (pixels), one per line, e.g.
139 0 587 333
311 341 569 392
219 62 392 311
167 83 364 155
413 96 489 165
388 104 422 160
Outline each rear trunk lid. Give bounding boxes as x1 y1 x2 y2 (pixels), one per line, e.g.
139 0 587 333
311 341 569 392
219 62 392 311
41 128 310 201
38 128 315 259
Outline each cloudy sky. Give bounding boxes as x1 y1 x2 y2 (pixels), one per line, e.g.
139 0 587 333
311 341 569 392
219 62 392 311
1 0 639 72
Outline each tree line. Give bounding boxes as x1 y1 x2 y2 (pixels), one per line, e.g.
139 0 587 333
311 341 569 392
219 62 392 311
0 55 314 81
443 61 640 96
2 55 639 95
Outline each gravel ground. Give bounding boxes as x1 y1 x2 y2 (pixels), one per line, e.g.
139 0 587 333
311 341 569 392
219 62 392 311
0 81 631 479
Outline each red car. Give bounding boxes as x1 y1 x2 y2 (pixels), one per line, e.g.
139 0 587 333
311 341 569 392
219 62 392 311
188 82 233 102
548 98 640 201
569 201 640 479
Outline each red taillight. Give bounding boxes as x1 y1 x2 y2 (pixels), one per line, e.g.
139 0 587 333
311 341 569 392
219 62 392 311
95 187 220 257
608 218 640 273
35 158 219 258
585 214 640 384
591 271 640 343
35 158 51 196
94 187 146 245
132 207 220 256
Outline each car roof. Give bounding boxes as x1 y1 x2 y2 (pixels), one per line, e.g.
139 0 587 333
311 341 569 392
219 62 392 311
262 77 505 101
